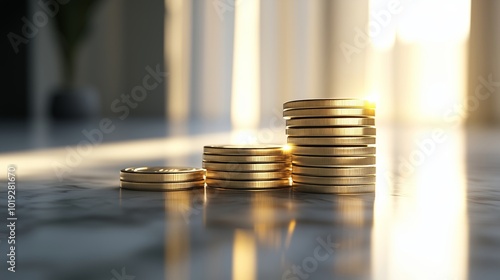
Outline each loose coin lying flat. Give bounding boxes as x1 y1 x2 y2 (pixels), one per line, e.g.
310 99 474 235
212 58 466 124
206 178 290 189
283 99 375 110
203 145 286 156
286 127 376 137
202 162 289 172
283 108 375 119
292 174 376 185
287 136 375 146
292 155 376 166
292 165 376 176
206 170 290 181
286 117 375 127
293 183 375 194
120 180 205 191
291 146 376 156
120 167 205 183
203 154 288 163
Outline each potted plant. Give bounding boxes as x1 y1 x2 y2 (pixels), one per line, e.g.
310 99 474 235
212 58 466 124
50 0 101 119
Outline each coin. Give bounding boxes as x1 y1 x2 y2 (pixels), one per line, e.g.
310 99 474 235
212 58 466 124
293 183 375 194
204 145 287 156
292 165 376 176
286 117 375 127
207 170 290 181
203 154 289 163
120 180 205 191
287 136 375 146
291 146 376 156
286 127 376 137
283 99 375 110
292 155 376 166
292 174 376 185
202 162 289 172
120 167 205 183
283 108 375 119
206 178 290 189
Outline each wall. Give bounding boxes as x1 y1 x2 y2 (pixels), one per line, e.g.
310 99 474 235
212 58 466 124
30 0 165 120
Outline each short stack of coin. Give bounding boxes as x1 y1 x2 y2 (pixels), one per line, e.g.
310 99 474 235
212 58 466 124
120 167 206 191
283 99 376 194
203 145 291 190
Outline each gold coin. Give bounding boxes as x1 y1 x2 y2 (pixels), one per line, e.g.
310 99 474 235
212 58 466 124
283 108 375 119
207 170 290 181
206 178 290 189
291 146 376 156
120 180 205 191
120 167 205 183
292 174 376 185
293 183 375 194
203 145 286 156
292 155 376 166
287 136 375 146
203 154 289 163
202 162 289 172
283 99 375 110
286 117 375 127
292 165 376 176
286 127 376 137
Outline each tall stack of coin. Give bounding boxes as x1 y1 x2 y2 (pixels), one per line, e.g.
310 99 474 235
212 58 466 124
283 99 376 193
120 167 206 191
203 145 291 190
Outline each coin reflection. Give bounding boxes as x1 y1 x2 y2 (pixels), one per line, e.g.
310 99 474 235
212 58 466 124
287 192 375 279
205 188 293 247
163 189 204 280
204 188 295 279
232 229 256 280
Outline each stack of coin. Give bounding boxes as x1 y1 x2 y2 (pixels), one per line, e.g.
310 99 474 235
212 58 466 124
203 145 291 190
283 99 376 194
120 167 206 191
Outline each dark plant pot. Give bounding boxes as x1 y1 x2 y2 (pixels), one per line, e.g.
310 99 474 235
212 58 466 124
50 88 100 119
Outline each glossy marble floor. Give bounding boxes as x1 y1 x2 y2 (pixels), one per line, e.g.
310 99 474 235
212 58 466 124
0 120 499 280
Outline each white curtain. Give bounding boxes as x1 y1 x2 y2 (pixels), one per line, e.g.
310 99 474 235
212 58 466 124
163 0 500 126
164 0 370 127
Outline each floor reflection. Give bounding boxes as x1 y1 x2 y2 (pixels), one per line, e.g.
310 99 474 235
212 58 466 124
6 123 500 280
159 183 376 279
287 192 375 279
232 229 257 280
117 125 469 280
335 196 371 277
465 128 500 280
373 127 468 280
163 189 203 280
204 189 294 279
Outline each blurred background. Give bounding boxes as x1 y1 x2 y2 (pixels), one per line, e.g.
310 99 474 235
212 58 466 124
2 0 500 129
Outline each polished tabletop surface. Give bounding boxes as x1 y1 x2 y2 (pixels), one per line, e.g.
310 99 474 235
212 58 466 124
0 119 499 280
